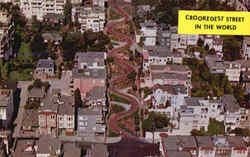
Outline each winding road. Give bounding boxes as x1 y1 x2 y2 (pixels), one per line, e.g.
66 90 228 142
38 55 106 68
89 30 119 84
106 3 142 137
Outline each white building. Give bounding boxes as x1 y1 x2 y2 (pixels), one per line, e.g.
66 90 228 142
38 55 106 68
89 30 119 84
205 55 241 82
203 35 223 53
243 37 250 59
169 26 199 52
149 84 187 116
72 6 105 33
177 97 224 135
139 21 157 46
20 0 66 21
142 47 183 71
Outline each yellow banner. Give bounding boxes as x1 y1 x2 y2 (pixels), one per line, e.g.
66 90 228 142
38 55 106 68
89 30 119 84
178 10 250 35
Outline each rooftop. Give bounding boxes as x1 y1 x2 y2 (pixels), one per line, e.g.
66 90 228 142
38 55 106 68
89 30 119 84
75 52 106 67
78 107 102 116
22 110 39 128
37 136 61 154
195 136 214 148
72 68 106 79
154 84 187 95
63 143 81 157
36 59 54 68
167 151 192 157
150 64 190 72
163 136 197 151
221 94 240 113
28 87 45 98
42 33 62 42
57 95 74 115
86 86 106 100
0 89 11 106
152 72 188 80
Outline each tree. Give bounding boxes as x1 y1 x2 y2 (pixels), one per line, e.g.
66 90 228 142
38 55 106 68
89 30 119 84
30 33 47 59
142 112 169 131
74 88 83 108
205 44 209 51
197 38 204 47
31 16 41 33
127 70 136 80
64 0 72 26
191 129 205 136
207 118 225 135
230 128 250 137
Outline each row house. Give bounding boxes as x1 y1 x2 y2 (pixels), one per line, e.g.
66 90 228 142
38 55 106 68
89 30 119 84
150 64 192 78
77 107 105 137
151 72 190 89
0 89 13 129
33 59 55 80
243 37 250 59
20 109 39 138
160 134 248 157
222 94 242 131
84 0 105 7
205 55 241 82
72 52 106 105
0 10 14 60
170 26 199 52
19 0 70 21
27 87 46 104
39 89 75 137
138 20 157 46
156 25 199 52
36 136 62 157
143 47 183 71
160 135 197 157
202 35 223 53
72 6 105 33
178 97 224 133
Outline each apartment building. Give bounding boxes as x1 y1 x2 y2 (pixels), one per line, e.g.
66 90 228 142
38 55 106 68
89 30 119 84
72 52 106 102
72 6 105 33
0 10 14 60
205 55 241 82
143 46 183 71
19 0 66 21
77 108 105 137
139 21 157 46
0 89 13 128
171 97 224 135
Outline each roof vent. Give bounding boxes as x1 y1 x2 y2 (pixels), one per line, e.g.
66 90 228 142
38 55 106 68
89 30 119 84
40 102 44 107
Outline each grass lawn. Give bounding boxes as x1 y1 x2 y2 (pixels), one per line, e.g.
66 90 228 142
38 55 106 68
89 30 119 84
17 42 33 63
110 93 130 104
111 104 126 114
9 69 33 81
108 128 120 137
